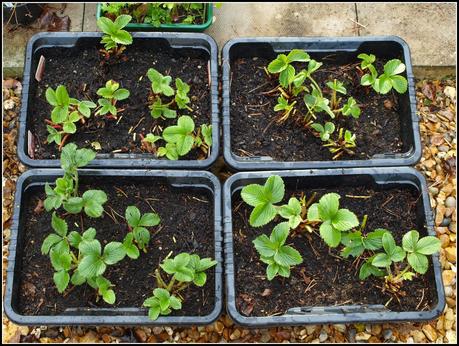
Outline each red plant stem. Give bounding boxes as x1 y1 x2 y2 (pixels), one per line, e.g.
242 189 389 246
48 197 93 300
58 134 70 151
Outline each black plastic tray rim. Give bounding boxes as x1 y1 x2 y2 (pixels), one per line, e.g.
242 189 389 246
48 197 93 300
17 32 220 169
223 167 445 327
4 169 223 326
221 36 422 171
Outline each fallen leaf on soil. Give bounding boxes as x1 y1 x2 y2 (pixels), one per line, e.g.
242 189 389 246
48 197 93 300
237 294 254 316
34 199 44 214
383 99 393 109
261 288 272 297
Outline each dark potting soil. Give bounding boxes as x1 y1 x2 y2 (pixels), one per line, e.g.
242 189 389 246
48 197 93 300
230 57 405 161
232 185 437 316
29 41 211 160
17 178 215 316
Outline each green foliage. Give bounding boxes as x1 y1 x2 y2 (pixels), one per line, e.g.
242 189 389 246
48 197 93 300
340 228 389 259
45 86 96 146
267 49 311 89
150 97 177 119
304 85 335 119
200 124 212 147
100 2 127 15
307 193 359 247
240 175 285 227
44 144 107 218
147 68 175 97
96 80 130 117
341 97 361 118
326 79 346 110
253 222 303 280
175 78 191 110
97 14 133 52
402 230 441 274
125 206 160 253
278 197 303 229
311 122 335 141
143 288 182 320
274 95 297 121
359 55 408 95
161 115 195 156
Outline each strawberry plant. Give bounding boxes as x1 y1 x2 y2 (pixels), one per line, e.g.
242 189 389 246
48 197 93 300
97 14 133 55
124 205 160 254
175 77 192 111
326 79 347 110
304 84 335 119
146 252 217 320
41 212 126 303
96 80 130 119
322 128 357 160
143 288 182 320
148 68 175 97
267 49 311 90
307 192 359 247
240 175 285 227
359 55 408 95
311 122 335 141
156 116 212 160
45 85 96 148
341 97 361 118
274 95 297 123
253 222 303 280
44 143 107 218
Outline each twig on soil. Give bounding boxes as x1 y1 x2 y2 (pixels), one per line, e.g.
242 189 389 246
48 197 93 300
345 194 371 199
103 209 118 224
191 196 209 203
262 116 278 135
247 102 270 109
381 195 394 208
128 117 145 134
247 82 270 94
236 148 254 157
108 205 124 221
416 289 425 310
114 186 128 198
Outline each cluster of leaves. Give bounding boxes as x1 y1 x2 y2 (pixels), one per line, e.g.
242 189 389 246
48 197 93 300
145 253 217 320
267 49 361 160
253 222 302 280
45 86 96 147
240 175 441 295
101 3 207 27
147 68 192 119
124 206 160 255
358 54 408 94
311 124 357 160
44 144 107 218
143 115 212 160
97 14 133 54
96 80 130 118
41 213 126 303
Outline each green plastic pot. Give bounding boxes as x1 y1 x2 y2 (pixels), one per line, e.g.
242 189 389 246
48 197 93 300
96 3 213 32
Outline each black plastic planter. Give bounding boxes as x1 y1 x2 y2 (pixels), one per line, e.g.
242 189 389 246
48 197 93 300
17 32 219 169
223 167 444 327
222 36 421 171
5 169 222 326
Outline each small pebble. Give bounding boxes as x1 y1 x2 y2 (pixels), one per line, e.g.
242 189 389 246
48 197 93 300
382 329 393 340
429 186 439 196
445 196 456 208
441 217 451 227
439 145 450 152
318 330 328 342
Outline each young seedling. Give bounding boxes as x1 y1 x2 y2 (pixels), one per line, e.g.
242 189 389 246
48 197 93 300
267 49 311 91
278 197 303 229
341 97 361 118
157 116 212 160
307 193 359 247
143 288 182 320
147 252 217 320
41 212 126 304
340 228 389 259
149 97 177 119
253 222 303 280
326 79 347 110
124 205 160 255
147 68 175 97
304 84 335 120
175 78 192 111
97 14 133 56
322 128 357 160
274 95 297 123
311 122 335 141
45 85 96 149
240 175 285 227
96 80 130 119
358 55 408 95
44 143 107 218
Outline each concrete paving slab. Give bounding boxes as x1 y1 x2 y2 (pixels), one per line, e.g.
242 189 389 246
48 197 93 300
3 3 84 78
83 2 98 31
207 3 358 51
356 3 456 67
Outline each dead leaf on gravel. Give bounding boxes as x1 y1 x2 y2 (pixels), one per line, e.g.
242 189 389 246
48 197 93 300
422 82 436 101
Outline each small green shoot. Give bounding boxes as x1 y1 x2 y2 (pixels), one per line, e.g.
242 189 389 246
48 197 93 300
97 14 133 54
125 205 160 253
96 80 130 118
